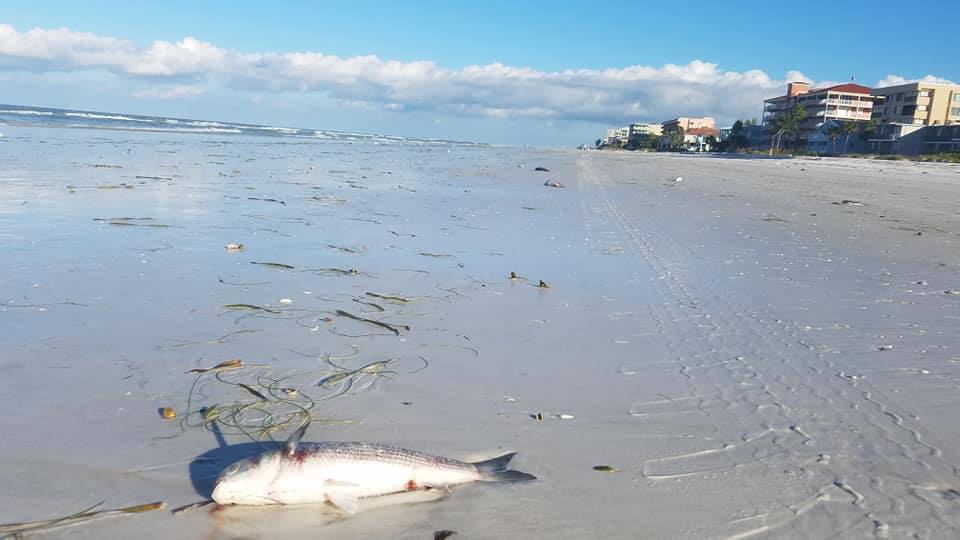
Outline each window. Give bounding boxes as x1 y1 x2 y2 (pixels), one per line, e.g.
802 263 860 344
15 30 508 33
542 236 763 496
920 91 931 97
902 105 917 116
951 107 960 117
954 94 960 102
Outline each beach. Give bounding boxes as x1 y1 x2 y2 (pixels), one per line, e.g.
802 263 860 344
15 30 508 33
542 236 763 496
3 125 960 538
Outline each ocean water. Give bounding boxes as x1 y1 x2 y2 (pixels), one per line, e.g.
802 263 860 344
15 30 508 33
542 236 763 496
0 103 478 146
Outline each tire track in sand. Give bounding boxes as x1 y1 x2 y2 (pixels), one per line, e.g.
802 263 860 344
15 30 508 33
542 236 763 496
577 154 960 539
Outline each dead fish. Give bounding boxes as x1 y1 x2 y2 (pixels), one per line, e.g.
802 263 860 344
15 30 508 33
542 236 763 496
211 422 535 513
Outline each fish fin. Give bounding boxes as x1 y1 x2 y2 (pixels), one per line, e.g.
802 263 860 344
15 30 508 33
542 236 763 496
284 420 310 456
326 491 359 514
471 452 537 482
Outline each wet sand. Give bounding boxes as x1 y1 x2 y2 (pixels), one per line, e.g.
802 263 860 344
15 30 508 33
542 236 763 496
2 127 960 538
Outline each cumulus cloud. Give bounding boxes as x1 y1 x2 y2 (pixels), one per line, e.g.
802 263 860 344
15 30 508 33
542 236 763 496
7 23 945 125
875 74 957 87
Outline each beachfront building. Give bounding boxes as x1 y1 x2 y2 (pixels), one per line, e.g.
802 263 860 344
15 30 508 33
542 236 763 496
626 122 661 147
661 117 716 133
659 118 718 152
922 125 960 153
806 119 868 155
867 81 960 155
603 126 630 147
871 81 960 126
763 82 876 135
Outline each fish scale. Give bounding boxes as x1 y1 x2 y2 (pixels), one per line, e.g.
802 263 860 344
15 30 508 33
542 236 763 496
295 442 478 474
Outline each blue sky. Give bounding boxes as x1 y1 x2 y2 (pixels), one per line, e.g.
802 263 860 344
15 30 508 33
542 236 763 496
1 1 957 145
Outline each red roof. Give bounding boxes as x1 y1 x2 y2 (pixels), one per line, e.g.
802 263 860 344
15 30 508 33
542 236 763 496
820 83 873 94
686 127 719 136
765 82 875 101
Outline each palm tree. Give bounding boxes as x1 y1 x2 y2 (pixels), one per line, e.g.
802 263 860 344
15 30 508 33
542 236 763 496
826 124 841 155
665 127 685 151
769 104 806 155
840 121 858 155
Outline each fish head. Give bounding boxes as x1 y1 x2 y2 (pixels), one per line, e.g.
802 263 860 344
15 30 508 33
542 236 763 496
212 450 283 505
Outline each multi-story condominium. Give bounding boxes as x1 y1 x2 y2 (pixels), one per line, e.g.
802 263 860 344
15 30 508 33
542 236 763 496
628 122 662 138
870 81 960 126
626 122 662 146
604 126 630 146
661 117 716 133
763 82 876 133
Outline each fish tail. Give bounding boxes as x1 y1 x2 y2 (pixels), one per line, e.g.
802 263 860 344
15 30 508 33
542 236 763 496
471 452 536 482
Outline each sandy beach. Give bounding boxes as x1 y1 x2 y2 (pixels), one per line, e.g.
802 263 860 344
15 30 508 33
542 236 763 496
3 125 960 539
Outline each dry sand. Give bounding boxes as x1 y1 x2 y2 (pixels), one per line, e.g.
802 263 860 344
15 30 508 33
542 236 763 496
2 126 960 539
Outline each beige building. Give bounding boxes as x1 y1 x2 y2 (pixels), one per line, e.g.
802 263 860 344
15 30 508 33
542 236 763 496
763 82 877 133
662 117 716 133
628 122 662 137
870 81 960 126
604 126 630 146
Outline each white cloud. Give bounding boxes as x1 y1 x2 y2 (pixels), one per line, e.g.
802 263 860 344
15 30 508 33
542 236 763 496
133 84 205 99
4 23 949 126
875 74 957 87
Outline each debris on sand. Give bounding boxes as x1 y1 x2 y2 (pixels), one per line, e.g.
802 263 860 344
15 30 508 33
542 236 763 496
187 359 245 373
247 197 286 205
304 267 365 277
534 166 550 172
833 199 864 206
250 261 295 270
592 465 618 472
538 280 550 289
170 501 214 516
673 176 683 182
225 243 244 252
328 244 367 254
222 303 281 314
365 292 412 304
543 180 565 188
435 531 458 540
335 309 410 336
160 406 177 420
0 500 165 537
94 217 171 228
